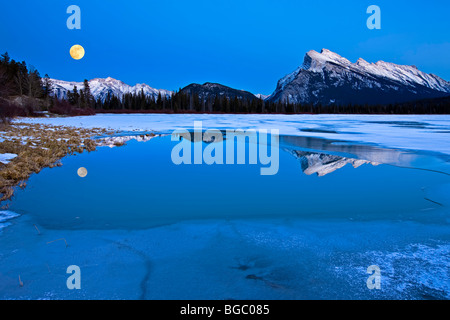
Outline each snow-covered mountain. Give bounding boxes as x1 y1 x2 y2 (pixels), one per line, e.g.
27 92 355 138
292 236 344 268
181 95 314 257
268 49 450 106
255 93 270 100
51 77 172 102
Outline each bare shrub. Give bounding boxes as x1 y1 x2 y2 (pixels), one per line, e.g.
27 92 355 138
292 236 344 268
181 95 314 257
0 99 19 124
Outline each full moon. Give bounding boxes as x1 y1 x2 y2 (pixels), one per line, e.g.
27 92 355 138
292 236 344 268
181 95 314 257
70 44 85 60
77 167 88 178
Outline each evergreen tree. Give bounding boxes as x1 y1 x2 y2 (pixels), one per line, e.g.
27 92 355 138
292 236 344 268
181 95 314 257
1 52 10 64
139 89 146 110
83 79 94 108
68 85 80 106
80 89 86 108
42 74 53 100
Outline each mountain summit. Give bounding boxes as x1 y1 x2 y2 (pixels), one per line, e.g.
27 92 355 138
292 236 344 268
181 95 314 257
179 82 258 101
268 49 450 105
51 77 172 102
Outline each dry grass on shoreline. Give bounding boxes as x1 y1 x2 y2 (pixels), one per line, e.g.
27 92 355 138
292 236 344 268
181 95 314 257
0 122 111 205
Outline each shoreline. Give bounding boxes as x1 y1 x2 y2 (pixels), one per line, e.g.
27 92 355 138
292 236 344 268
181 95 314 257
0 122 113 205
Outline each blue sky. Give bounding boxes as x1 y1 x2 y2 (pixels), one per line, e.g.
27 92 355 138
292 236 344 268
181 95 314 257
1 0 449 95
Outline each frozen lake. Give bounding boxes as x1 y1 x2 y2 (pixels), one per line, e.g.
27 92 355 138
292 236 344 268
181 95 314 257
1 114 449 299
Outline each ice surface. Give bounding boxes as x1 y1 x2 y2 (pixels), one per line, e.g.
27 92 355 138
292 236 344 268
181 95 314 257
17 114 450 155
0 215 448 299
0 211 19 232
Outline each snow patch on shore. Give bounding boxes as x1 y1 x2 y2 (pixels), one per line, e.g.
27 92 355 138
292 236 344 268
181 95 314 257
0 153 17 164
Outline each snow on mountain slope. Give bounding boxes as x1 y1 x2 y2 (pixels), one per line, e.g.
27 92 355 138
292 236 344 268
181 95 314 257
269 49 450 105
51 77 173 102
255 93 270 100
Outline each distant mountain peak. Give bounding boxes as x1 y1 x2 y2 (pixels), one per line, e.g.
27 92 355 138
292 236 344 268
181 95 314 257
268 49 450 105
202 82 229 89
51 77 172 102
180 82 257 101
306 49 352 67
255 93 269 100
356 57 369 66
